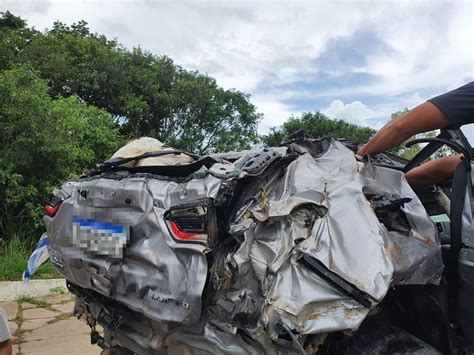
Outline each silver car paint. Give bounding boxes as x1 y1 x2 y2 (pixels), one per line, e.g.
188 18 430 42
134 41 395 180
45 139 443 354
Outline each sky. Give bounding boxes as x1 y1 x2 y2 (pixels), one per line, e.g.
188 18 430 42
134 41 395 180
2 0 474 141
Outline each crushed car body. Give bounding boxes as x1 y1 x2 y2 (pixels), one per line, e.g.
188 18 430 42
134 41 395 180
39 135 468 354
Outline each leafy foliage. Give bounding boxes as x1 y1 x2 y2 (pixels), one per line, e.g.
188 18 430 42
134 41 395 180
263 111 376 146
0 12 260 154
0 67 121 243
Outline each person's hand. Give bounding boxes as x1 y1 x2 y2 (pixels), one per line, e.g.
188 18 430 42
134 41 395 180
356 146 369 156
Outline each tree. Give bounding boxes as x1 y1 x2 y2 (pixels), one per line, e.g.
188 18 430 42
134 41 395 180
263 111 375 146
0 13 260 154
0 10 26 29
0 11 36 70
0 67 121 243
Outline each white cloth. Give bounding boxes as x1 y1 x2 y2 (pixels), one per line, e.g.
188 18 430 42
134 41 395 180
22 233 49 281
111 137 194 167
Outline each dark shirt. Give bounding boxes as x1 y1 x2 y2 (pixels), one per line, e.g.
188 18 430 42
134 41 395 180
428 81 474 128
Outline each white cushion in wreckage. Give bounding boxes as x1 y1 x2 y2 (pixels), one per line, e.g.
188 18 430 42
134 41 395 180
110 137 194 167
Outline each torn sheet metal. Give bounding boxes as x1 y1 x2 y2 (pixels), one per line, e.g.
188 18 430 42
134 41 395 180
43 137 443 354
45 173 224 324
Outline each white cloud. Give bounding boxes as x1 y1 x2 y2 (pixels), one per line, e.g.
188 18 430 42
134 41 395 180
252 95 300 133
323 100 375 125
314 3 473 99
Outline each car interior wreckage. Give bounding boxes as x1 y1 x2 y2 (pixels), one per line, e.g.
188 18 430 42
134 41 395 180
39 128 473 354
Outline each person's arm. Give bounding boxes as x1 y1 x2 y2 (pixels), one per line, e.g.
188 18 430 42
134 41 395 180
405 154 463 187
357 101 451 156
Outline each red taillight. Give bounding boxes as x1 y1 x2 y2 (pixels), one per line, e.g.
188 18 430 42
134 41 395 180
169 221 208 243
43 203 61 217
44 194 63 217
166 205 216 245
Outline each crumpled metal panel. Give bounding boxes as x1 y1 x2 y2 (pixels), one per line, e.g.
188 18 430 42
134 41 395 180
261 149 393 299
45 173 223 324
358 163 443 285
45 138 444 353
235 140 442 336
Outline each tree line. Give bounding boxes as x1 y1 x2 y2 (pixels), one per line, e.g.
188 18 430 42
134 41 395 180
0 11 378 244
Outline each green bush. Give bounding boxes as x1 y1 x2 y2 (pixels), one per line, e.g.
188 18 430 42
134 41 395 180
0 67 121 244
0 234 60 281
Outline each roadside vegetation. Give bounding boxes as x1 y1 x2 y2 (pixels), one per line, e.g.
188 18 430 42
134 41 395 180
49 286 68 294
15 295 49 308
0 236 60 281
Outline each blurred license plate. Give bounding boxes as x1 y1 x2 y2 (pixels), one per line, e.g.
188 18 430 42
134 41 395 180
72 217 129 258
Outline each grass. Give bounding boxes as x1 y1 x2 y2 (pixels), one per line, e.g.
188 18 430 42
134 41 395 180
0 235 61 281
49 286 67 294
15 295 49 308
15 305 24 322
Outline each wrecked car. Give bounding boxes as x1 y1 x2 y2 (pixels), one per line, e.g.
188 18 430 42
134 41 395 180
37 129 473 354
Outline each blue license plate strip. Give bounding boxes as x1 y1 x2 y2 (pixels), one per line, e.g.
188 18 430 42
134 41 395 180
72 217 129 258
